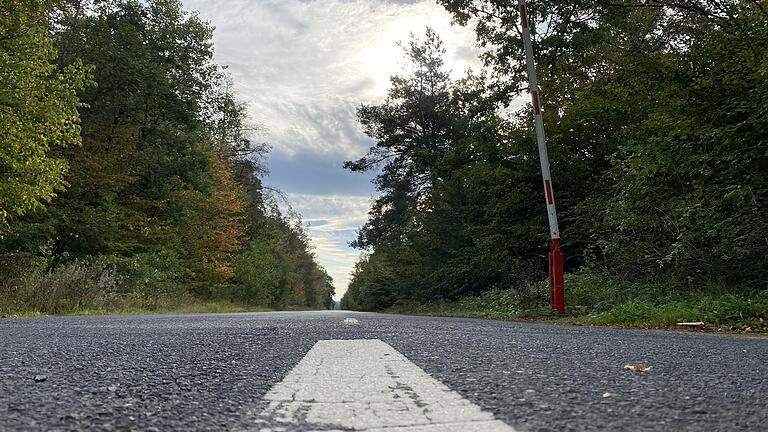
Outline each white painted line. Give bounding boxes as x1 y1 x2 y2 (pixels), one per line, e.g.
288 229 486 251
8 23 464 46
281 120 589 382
342 317 360 325
249 339 516 431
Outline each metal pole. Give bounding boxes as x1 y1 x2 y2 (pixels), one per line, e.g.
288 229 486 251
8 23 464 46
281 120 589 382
517 0 565 314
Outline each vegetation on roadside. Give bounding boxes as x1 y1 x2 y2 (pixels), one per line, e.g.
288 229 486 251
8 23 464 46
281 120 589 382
1 0 334 315
342 0 768 329
1 301 273 319
387 272 767 332
3 0 766 326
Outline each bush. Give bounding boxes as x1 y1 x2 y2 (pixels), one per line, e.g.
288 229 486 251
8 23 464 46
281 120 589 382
1 260 115 314
569 270 768 328
388 269 767 330
231 239 282 306
95 252 186 309
0 252 188 314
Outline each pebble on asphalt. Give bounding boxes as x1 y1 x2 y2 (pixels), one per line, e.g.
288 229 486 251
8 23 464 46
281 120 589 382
33 375 48 383
623 363 652 372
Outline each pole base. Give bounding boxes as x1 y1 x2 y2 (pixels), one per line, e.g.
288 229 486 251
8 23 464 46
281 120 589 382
548 239 565 315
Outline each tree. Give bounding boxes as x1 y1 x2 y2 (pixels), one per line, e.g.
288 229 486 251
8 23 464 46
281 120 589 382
0 0 90 230
34 0 250 289
439 0 768 285
1 0 335 311
346 1 768 311
345 30 540 307
348 29 460 243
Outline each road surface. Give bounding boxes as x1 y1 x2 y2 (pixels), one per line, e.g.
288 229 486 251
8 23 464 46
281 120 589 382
1 311 766 431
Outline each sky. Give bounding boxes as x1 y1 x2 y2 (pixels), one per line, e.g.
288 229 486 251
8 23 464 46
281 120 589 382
182 0 481 299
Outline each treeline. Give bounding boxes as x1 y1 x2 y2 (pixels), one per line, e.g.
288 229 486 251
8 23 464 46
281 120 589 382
342 0 767 321
0 0 334 313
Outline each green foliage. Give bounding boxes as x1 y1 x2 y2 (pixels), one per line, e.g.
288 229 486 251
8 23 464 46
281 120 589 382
233 236 283 306
95 251 186 307
388 284 551 320
45 0 233 269
229 158 334 310
343 30 550 310
580 1 768 284
1 259 117 314
343 253 399 311
570 272 768 328
346 1 768 323
0 252 273 316
0 0 92 228
0 0 334 313
389 271 767 329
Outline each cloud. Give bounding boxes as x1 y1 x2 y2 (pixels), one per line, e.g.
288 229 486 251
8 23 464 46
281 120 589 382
285 192 373 297
186 0 480 159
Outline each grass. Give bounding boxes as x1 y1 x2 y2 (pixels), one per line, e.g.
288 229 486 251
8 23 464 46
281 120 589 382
387 272 768 333
0 256 289 319
0 301 275 319
586 295 767 330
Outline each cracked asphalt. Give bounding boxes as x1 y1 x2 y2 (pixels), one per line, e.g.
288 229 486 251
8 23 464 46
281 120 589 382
1 311 766 431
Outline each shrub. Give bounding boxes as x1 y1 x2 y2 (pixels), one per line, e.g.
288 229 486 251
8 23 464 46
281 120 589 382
0 252 187 314
1 260 115 314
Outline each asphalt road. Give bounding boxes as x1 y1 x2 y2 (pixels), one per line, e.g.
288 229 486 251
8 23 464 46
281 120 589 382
1 311 766 431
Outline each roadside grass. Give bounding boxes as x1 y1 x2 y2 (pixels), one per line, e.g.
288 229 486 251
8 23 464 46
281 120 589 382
387 272 768 333
69 302 273 316
586 295 767 329
0 301 275 319
388 288 550 321
0 255 306 318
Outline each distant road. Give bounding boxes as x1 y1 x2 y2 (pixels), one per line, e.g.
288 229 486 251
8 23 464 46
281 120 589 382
1 312 766 431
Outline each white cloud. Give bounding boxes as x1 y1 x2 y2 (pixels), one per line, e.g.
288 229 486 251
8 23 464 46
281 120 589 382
285 193 372 298
185 0 480 158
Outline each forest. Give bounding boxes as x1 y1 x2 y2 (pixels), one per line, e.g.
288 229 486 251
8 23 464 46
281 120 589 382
341 0 767 328
0 0 334 314
2 0 766 325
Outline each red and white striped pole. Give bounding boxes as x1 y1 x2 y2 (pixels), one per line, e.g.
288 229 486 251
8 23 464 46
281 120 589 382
517 0 565 314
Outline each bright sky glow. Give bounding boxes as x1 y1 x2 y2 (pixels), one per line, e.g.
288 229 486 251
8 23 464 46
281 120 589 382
182 0 481 298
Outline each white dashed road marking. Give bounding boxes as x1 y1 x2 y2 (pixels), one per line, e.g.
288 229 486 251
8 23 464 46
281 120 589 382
251 339 516 431
342 318 360 325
